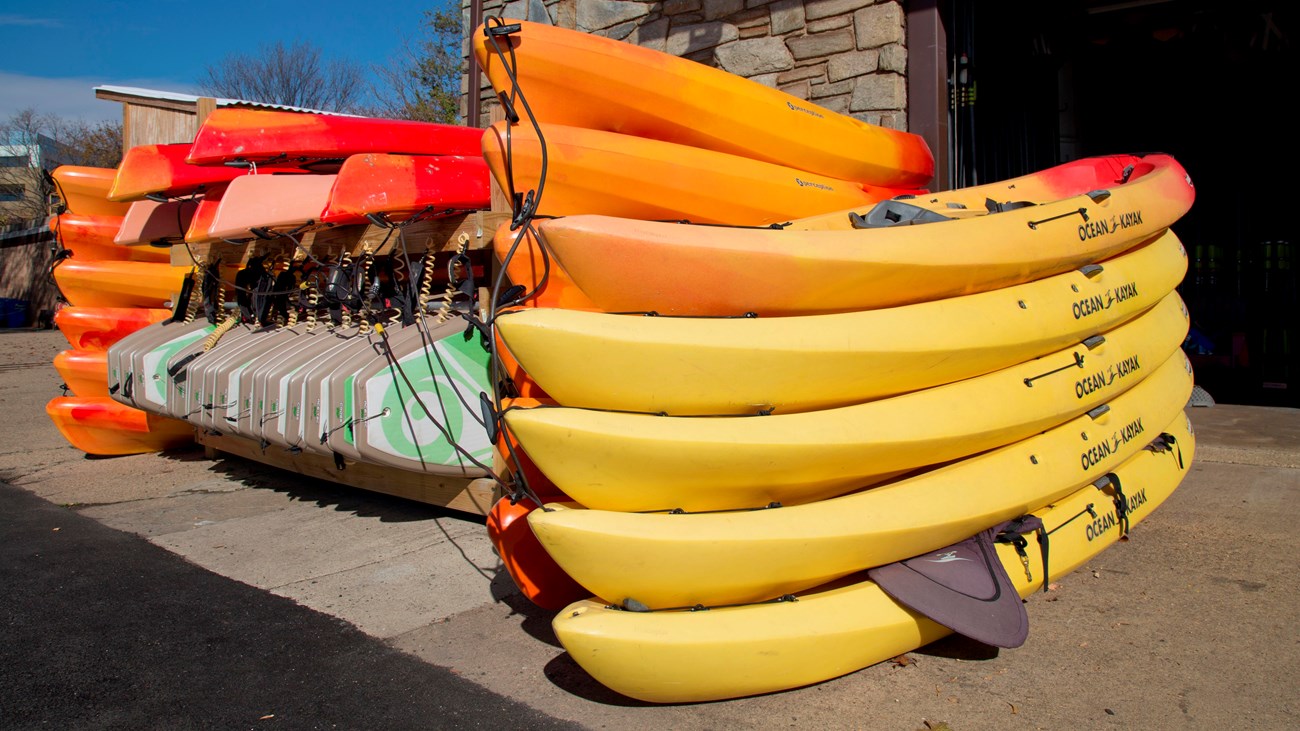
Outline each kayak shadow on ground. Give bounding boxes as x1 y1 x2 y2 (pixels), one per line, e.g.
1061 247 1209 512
911 632 1003 662
489 570 565 649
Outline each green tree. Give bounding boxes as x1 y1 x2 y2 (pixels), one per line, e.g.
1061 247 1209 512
370 4 464 123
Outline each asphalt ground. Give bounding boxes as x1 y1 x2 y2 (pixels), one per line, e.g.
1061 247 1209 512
2 328 1298 729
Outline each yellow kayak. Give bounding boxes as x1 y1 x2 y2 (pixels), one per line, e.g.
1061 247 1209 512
536 153 1194 315
504 291 1188 512
472 19 933 188
552 410 1195 703
527 349 1194 609
497 230 1187 415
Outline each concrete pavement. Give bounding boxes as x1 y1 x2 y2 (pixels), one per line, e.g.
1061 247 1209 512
2 328 1298 729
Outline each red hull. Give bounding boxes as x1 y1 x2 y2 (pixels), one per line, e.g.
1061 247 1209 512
109 143 311 202
321 154 491 223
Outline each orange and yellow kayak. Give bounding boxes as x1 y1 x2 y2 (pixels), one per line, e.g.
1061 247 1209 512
53 349 109 397
54 306 172 350
46 396 195 456
50 213 172 263
53 260 189 309
472 19 933 188
50 166 132 217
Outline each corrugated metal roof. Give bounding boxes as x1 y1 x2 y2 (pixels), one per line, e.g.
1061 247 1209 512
93 85 361 116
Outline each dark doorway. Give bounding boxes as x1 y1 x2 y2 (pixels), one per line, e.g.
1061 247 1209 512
937 0 1295 406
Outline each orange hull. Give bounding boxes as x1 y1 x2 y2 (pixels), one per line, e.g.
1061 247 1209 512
53 349 109 397
109 142 311 202
321 154 491 223
54 306 172 350
51 166 133 217
53 260 188 308
50 213 172 263
486 496 589 611
472 19 933 188
481 121 911 226
46 396 195 456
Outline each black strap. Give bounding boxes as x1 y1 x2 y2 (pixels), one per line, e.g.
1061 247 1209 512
996 515 1050 593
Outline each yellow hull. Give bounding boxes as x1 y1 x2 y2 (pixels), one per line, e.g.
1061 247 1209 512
552 410 1195 703
528 350 1194 609
497 231 1187 415
537 153 1194 315
505 291 1188 512
472 19 934 188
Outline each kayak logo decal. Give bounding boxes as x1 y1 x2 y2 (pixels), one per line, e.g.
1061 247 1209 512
794 177 834 192
1075 354 1141 399
1078 209 1144 241
1086 488 1148 541
1081 416 1146 470
786 101 824 119
926 551 974 563
1072 281 1138 319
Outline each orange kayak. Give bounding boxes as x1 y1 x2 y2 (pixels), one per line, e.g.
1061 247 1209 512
109 142 312 202
46 396 195 456
183 183 227 244
53 260 189 308
186 108 484 165
486 495 590 611
472 19 933 188
50 166 133 217
321 154 491 223
54 306 172 350
482 121 915 226
53 349 109 397
50 213 172 263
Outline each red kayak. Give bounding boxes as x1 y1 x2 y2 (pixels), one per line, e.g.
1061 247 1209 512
55 306 172 350
50 213 172 263
320 154 491 223
186 108 484 166
109 142 311 202
46 396 195 456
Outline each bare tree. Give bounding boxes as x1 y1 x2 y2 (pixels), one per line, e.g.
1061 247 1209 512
368 4 464 123
198 40 369 113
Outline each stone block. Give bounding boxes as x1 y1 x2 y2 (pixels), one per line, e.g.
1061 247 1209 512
749 72 780 88
811 77 856 98
827 49 879 81
854 2 904 48
812 93 850 114
768 0 804 35
629 16 670 51
716 37 795 75
878 43 907 73
777 62 826 84
663 0 702 14
849 73 905 111
739 25 769 39
577 0 651 32
703 0 745 20
779 79 812 100
786 28 854 59
666 21 740 55
733 7 772 26
807 16 851 33
805 0 874 22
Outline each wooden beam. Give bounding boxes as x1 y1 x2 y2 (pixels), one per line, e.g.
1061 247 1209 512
196 97 218 128
195 429 498 517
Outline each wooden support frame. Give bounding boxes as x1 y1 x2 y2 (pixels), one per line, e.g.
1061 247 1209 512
196 428 500 517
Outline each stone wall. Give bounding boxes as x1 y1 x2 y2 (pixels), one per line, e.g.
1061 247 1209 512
467 0 909 131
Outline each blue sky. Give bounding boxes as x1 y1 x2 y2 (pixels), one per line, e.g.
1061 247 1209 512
0 2 446 123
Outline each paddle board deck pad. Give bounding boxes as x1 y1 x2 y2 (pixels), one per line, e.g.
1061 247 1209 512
536 152 1195 316
324 319 494 477
321 154 491 223
526 349 1194 609
55 306 171 351
504 290 1189 512
46 396 195 456
472 19 933 188
108 318 218 414
496 230 1188 415
551 410 1195 703
186 108 485 166
50 166 133 217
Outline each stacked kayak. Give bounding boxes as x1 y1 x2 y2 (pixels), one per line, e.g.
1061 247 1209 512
470 17 1200 703
46 166 196 456
102 107 498 479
